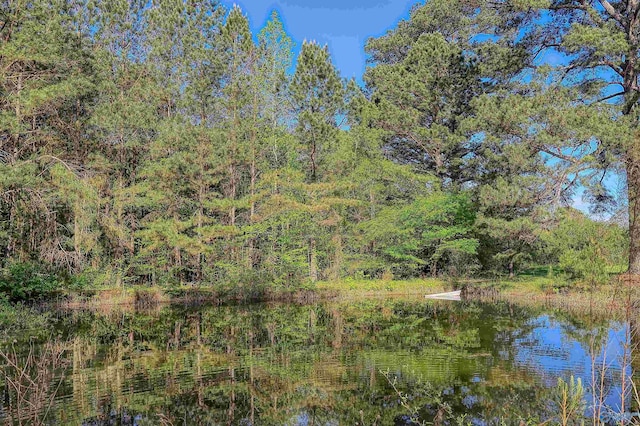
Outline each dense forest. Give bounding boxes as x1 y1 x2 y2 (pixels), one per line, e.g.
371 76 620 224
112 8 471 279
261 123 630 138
0 0 636 296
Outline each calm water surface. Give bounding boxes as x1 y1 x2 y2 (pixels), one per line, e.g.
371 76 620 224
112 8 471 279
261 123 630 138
0 298 636 425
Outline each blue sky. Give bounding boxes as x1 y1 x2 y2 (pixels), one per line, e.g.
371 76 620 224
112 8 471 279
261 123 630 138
220 0 417 79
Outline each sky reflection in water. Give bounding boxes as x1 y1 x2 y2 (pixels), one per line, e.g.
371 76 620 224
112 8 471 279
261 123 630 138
0 300 635 425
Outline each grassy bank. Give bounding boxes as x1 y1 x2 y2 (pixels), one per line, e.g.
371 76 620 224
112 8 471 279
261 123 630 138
2 272 636 315
319 274 640 319
46 279 507 307
52 277 460 308
318 274 563 299
28 276 446 308
315 277 446 296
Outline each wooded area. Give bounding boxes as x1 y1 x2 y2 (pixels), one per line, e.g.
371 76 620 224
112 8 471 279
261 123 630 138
0 0 635 297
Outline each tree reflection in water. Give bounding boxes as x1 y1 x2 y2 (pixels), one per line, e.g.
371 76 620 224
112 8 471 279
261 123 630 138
0 299 634 425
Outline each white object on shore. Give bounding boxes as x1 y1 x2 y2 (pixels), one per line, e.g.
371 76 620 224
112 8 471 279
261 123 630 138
425 290 461 301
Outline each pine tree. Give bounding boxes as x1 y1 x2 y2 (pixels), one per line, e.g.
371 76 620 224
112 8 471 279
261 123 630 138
88 0 156 281
363 0 547 275
257 10 294 149
510 0 640 274
467 92 553 276
290 42 345 183
2 0 629 290
131 0 226 283
365 31 480 185
0 0 95 271
288 42 347 280
217 5 254 228
244 11 295 271
364 0 526 187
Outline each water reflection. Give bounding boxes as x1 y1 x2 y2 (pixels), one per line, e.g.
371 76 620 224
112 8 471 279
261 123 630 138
0 299 635 425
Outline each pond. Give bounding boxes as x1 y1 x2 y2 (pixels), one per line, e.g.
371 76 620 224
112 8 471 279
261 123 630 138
0 298 637 425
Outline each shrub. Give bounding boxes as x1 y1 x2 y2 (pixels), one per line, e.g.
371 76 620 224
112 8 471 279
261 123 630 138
543 209 627 288
0 262 61 301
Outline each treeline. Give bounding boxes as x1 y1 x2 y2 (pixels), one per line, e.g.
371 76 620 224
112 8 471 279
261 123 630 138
0 0 633 294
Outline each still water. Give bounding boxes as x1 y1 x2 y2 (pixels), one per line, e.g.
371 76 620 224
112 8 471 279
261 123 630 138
0 298 636 425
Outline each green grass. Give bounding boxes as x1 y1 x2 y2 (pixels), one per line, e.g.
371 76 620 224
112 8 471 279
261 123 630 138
490 277 565 293
518 265 565 278
316 278 446 295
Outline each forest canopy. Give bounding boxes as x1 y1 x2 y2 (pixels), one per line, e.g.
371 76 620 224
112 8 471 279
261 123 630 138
0 0 633 296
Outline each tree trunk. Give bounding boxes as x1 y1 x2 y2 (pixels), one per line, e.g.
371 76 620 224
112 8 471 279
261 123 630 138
13 73 22 149
229 163 236 226
309 238 318 282
248 148 256 269
310 138 317 182
628 158 640 275
6 201 16 260
74 200 82 270
509 260 514 279
197 200 203 280
331 232 342 280
173 213 182 275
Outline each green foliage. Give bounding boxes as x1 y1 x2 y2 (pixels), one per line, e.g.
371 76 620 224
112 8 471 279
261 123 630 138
543 209 628 286
0 0 632 297
0 262 61 301
509 0 640 273
551 376 586 426
291 41 345 182
360 192 478 277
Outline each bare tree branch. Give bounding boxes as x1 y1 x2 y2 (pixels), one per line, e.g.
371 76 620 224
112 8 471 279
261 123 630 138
599 0 625 24
594 91 625 103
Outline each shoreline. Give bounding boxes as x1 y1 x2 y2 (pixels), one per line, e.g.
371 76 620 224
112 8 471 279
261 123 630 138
10 276 634 319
